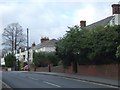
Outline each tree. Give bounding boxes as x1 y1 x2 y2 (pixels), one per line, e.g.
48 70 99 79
88 25 120 64
2 48 8 57
33 52 59 67
2 23 26 54
33 51 60 72
33 52 47 67
56 25 82 73
46 52 59 66
4 54 16 68
56 25 120 72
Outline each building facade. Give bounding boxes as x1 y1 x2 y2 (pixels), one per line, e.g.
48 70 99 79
30 38 57 63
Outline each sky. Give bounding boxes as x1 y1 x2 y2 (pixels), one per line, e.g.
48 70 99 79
0 0 120 49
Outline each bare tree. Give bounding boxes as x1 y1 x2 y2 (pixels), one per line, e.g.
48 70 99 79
2 23 26 54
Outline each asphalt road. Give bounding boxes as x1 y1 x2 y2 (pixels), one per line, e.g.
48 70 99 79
0 71 2 90
2 71 117 89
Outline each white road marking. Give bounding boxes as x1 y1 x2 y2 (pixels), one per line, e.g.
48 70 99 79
43 81 61 87
29 77 38 80
64 78 118 88
0 80 12 89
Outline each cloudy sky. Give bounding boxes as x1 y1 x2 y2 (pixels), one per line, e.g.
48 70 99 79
0 0 119 49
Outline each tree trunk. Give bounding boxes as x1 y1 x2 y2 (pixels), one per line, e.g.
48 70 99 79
34 66 36 71
18 60 20 71
48 63 51 72
72 60 77 73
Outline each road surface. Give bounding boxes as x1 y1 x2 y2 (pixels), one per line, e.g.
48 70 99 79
2 71 117 89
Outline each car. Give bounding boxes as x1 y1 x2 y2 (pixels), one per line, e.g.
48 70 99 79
24 65 30 71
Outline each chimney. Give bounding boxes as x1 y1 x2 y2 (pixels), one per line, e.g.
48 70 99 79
112 4 120 14
32 42 36 47
80 20 86 28
41 37 49 43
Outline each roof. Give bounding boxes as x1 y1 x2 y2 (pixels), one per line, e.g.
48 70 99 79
19 46 31 52
34 39 58 49
34 44 41 49
85 16 114 30
40 39 57 47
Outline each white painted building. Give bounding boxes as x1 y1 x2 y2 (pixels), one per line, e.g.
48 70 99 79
1 58 5 65
29 38 57 63
34 39 57 52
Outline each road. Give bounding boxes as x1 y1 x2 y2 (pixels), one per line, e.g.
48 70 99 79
0 71 2 90
2 71 117 89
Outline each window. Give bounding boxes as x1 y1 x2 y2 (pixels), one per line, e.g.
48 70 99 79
23 55 25 59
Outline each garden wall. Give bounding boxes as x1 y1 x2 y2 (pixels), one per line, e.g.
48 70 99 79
30 64 119 80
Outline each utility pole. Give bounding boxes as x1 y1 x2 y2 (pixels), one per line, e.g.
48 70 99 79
27 28 30 71
14 26 17 71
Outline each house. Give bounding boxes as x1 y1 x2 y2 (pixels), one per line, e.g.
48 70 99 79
79 2 120 28
31 37 57 53
29 37 58 63
2 37 57 64
34 38 57 52
18 47 28 62
1 58 5 65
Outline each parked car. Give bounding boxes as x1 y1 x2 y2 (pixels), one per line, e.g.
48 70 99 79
24 65 30 71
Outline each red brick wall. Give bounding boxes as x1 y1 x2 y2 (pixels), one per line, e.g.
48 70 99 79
31 66 64 73
31 67 48 72
64 66 73 74
77 64 119 79
30 64 119 80
52 66 64 73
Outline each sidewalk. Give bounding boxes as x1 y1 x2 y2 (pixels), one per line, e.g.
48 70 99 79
30 71 119 87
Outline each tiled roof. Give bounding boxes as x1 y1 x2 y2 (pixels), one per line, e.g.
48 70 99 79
19 46 27 52
40 39 57 47
34 39 57 49
34 44 41 49
85 16 114 30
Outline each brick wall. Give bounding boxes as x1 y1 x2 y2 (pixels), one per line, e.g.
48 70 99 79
77 64 119 79
64 66 74 74
34 67 48 72
30 64 119 80
51 66 65 73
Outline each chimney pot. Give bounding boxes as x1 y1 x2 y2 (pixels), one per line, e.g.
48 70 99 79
112 4 120 14
80 20 86 28
32 42 36 47
41 37 49 43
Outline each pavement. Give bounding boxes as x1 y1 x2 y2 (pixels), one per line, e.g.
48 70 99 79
29 71 119 88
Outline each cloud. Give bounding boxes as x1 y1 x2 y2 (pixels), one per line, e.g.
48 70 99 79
72 4 95 25
0 0 119 47
0 3 17 49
